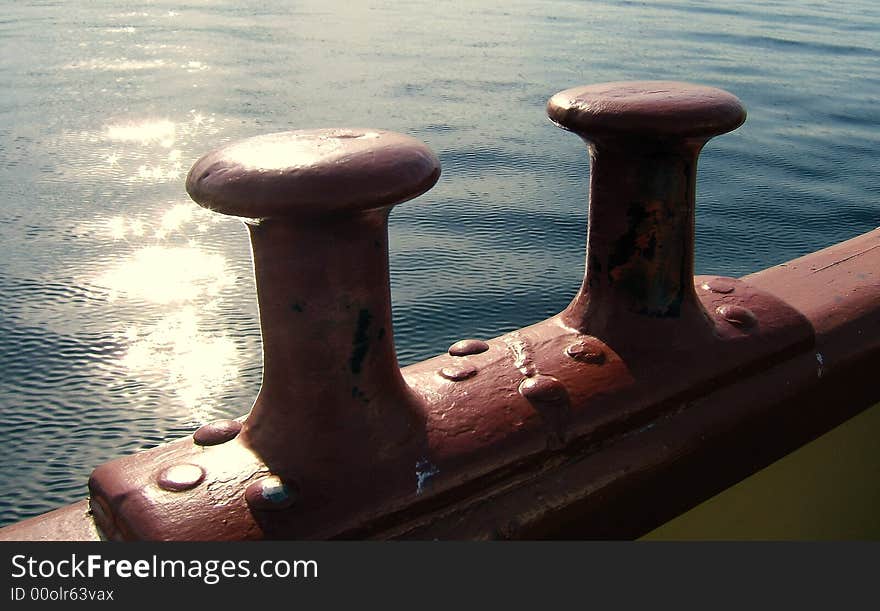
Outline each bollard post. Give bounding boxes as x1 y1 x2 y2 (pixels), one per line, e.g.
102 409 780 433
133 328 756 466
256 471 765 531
185 128 440 520
548 82 747 353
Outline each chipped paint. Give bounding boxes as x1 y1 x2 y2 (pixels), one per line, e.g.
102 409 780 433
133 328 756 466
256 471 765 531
415 459 439 495
505 332 537 377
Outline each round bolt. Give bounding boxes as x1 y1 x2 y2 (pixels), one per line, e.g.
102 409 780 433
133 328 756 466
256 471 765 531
715 304 758 329
548 82 746 342
157 464 205 492
448 339 490 357
193 419 242 446
518 374 571 445
565 337 606 364
186 129 439 476
245 475 297 511
439 363 478 381
700 277 736 294
518 374 569 406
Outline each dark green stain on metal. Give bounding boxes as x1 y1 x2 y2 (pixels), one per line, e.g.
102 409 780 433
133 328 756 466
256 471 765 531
675 162 695 315
606 199 685 317
351 385 369 403
349 308 372 374
607 201 655 297
290 302 304 313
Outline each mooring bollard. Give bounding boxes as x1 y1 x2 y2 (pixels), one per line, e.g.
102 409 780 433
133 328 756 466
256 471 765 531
186 129 439 512
548 82 746 348
2 81 878 541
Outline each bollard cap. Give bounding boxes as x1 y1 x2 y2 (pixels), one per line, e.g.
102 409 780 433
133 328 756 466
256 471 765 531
547 81 746 140
186 128 441 219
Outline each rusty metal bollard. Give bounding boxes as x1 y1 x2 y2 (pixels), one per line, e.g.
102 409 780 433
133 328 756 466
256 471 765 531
15 80 878 542
186 129 439 511
548 81 747 352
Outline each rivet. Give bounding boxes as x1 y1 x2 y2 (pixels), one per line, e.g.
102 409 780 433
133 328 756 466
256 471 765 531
193 419 242 446
448 339 490 357
245 475 297 511
518 375 569 406
157 464 205 492
565 338 606 364
715 304 757 328
439 363 477 381
700 277 737 294
519 375 571 449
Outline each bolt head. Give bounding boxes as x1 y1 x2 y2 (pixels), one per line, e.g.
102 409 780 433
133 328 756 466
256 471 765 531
518 375 568 405
565 338 606 364
157 464 205 492
448 339 490 357
716 304 758 328
700 277 736 294
245 475 297 511
193 419 242 446
439 363 478 381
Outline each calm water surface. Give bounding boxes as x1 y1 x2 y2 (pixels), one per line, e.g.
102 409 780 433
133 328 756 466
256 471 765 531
0 0 877 526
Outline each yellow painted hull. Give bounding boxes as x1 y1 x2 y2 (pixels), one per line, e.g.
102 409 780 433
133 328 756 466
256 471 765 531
644 402 880 540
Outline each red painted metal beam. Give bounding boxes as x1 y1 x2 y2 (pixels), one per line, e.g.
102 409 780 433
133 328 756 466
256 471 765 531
384 230 880 539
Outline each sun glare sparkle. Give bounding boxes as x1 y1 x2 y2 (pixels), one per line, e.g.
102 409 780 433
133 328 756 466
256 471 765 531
66 58 167 71
107 216 127 240
121 307 240 413
129 218 145 236
161 203 195 233
98 245 230 304
105 119 176 145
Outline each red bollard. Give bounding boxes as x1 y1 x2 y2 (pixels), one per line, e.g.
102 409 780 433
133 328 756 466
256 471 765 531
187 129 439 519
548 82 746 349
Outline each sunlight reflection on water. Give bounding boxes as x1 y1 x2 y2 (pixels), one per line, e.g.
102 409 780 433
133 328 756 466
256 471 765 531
105 119 177 146
118 305 240 422
96 244 229 304
87 198 239 416
98 113 218 183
